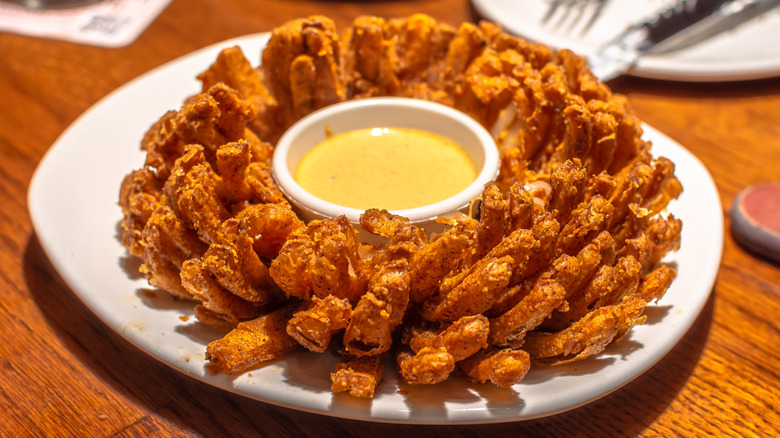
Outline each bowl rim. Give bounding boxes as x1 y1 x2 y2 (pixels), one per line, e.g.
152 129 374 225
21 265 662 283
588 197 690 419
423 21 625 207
271 97 500 224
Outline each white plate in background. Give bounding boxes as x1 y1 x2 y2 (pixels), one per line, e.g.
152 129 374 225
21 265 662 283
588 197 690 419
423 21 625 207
472 0 780 81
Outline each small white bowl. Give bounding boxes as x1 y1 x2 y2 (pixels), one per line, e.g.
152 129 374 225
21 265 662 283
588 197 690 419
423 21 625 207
271 97 499 240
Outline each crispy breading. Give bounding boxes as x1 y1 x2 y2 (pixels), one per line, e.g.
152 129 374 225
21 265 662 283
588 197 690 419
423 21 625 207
645 214 683 267
286 295 352 353
471 182 509 262
269 216 367 302
205 304 299 374
163 145 231 245
331 353 387 398
554 195 614 258
523 294 647 365
262 16 346 133
438 226 536 298
344 220 426 356
119 168 164 257
443 22 488 83
454 47 517 129
407 315 489 360
198 45 279 145
223 202 303 259
342 16 403 98
184 234 281 306
505 182 536 233
142 83 258 180
408 218 477 302
511 212 561 282
119 14 687 398
459 347 531 388
492 233 604 317
359 208 415 239
397 347 455 385
215 140 284 204
421 255 513 322
179 257 264 323
139 206 208 300
488 254 580 347
389 14 455 85
636 265 677 302
548 159 588 223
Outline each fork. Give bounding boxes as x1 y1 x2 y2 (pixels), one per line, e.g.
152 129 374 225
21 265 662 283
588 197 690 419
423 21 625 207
542 0 610 36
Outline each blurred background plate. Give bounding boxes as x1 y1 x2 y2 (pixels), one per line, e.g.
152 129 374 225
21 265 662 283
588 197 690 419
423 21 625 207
472 0 780 81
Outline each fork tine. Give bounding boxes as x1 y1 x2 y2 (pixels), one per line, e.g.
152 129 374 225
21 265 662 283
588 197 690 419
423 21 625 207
553 1 579 30
542 0 566 24
578 0 607 36
542 0 608 36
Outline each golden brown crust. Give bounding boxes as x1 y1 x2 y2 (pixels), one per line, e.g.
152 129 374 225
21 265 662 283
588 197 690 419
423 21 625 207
205 304 299 374
330 353 387 398
343 216 426 357
286 295 352 353
459 347 531 388
118 14 685 398
269 216 367 302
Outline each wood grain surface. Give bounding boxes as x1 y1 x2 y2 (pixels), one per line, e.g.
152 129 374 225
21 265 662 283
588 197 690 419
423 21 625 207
1 1 778 436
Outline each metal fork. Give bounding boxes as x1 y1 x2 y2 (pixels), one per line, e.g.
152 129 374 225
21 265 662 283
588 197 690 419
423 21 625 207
542 0 610 36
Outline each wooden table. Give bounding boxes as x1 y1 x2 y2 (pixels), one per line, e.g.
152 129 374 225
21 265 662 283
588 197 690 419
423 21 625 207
2 1 778 436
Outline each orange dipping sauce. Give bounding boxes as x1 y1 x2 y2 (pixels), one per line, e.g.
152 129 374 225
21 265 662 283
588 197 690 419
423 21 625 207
295 127 477 210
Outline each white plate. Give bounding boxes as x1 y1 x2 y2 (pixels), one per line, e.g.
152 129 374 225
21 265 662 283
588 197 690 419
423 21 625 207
472 0 780 81
28 33 723 424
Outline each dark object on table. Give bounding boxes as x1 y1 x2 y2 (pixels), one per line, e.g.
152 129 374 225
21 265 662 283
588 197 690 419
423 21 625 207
730 182 780 264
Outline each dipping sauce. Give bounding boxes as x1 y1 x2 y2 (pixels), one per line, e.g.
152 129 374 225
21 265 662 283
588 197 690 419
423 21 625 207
295 127 478 210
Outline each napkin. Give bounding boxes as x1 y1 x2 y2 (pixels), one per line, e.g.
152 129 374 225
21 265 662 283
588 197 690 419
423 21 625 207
0 0 172 48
